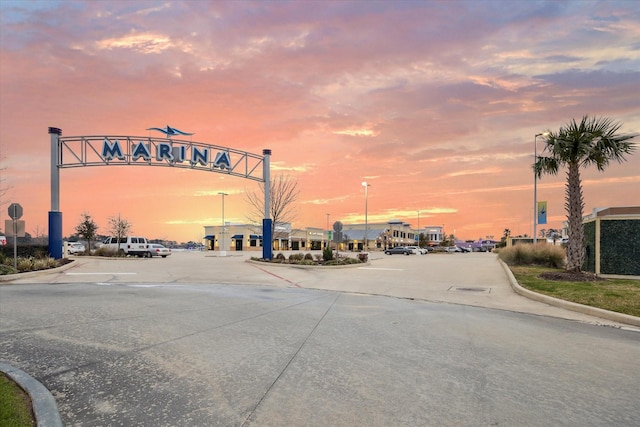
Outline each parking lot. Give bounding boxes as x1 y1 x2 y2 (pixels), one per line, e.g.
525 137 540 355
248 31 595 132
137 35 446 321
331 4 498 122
2 251 639 426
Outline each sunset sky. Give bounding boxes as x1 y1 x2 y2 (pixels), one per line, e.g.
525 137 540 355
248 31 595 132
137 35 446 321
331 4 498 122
1 0 639 243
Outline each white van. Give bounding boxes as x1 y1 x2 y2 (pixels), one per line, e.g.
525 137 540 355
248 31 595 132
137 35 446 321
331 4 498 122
103 236 149 257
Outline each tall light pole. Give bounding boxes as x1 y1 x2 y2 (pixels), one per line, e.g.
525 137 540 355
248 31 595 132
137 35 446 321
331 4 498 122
533 132 549 244
362 182 370 251
417 209 420 248
218 192 228 255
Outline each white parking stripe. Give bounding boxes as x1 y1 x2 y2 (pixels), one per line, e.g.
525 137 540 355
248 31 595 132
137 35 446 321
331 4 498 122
65 272 137 275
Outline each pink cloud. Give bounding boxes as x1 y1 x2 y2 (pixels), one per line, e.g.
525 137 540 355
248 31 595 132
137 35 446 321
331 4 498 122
1 1 638 242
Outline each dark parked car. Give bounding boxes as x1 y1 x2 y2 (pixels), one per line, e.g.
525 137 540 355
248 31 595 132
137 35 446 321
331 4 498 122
385 246 413 255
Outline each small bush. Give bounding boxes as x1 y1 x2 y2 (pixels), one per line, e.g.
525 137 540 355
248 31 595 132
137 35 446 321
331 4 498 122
16 257 34 272
94 247 119 257
304 253 314 260
498 243 565 268
323 247 334 261
32 258 57 271
275 253 286 260
0 264 17 275
289 253 304 262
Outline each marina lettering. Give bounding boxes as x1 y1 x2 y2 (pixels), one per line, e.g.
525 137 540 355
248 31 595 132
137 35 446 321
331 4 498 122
101 138 230 169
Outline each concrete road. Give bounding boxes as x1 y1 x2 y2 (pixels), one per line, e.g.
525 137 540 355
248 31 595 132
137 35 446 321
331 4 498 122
1 251 639 426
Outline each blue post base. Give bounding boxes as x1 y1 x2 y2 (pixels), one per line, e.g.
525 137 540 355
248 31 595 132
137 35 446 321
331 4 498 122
262 218 273 260
48 211 63 259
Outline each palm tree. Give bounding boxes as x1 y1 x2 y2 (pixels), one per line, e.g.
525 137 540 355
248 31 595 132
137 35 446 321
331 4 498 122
534 115 636 272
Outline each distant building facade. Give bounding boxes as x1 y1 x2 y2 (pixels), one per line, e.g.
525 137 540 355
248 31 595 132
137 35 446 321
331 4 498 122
203 221 444 252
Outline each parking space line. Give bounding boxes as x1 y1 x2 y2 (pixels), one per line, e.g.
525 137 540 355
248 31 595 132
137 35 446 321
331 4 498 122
65 272 137 275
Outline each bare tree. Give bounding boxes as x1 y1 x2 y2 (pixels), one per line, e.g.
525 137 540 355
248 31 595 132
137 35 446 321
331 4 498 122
76 212 99 252
31 225 47 245
245 175 300 242
108 213 131 245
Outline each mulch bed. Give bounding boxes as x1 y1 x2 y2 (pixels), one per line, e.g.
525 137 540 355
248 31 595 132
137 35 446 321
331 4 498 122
539 271 606 282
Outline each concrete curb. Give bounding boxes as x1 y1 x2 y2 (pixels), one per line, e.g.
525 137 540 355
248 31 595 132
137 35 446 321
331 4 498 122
0 363 63 427
0 259 76 283
499 259 640 328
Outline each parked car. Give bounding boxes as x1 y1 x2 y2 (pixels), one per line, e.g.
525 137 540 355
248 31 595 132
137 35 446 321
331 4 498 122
385 246 413 255
445 246 462 253
148 244 172 258
65 242 86 254
406 246 428 254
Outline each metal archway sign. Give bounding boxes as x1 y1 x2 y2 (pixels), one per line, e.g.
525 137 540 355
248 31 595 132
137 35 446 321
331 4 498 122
48 127 272 260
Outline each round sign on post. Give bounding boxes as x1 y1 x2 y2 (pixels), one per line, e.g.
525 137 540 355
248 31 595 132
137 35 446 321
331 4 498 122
8 203 23 220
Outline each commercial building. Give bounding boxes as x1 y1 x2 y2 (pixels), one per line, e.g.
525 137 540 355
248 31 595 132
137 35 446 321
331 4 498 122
573 206 640 277
203 222 444 252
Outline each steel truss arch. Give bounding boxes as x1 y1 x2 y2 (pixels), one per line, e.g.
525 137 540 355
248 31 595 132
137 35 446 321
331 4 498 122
58 135 266 182
48 128 273 261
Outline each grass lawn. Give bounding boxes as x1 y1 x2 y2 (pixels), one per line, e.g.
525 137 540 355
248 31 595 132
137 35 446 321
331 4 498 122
0 373 34 427
509 265 640 318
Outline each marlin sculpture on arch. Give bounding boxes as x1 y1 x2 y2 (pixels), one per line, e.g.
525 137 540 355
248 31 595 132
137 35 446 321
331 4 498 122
146 125 194 138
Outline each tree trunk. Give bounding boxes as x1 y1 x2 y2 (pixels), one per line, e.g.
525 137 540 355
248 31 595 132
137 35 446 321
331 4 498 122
565 162 584 272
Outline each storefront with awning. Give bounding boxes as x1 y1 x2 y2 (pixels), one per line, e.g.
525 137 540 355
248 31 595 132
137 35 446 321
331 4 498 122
203 224 263 252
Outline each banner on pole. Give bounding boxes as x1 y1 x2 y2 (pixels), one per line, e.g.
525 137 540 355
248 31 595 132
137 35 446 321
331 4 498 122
537 201 547 225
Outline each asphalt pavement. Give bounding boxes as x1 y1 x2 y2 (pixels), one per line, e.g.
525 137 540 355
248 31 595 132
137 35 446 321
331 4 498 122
1 251 639 426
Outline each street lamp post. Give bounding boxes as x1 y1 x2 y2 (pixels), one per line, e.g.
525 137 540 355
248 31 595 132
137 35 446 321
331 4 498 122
533 132 549 244
417 209 420 248
362 182 370 251
218 192 228 255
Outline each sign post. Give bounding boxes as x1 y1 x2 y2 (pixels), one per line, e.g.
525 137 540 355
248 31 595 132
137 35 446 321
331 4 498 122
8 203 23 270
332 221 343 258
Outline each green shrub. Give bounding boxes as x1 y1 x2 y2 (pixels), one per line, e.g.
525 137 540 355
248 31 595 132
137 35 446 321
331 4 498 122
322 247 334 261
275 253 286 260
94 247 119 257
32 258 57 271
0 264 17 275
289 253 304 262
498 243 565 268
304 253 314 260
16 258 34 272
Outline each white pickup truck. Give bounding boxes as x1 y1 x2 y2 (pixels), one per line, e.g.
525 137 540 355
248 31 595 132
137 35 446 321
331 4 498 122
103 236 150 257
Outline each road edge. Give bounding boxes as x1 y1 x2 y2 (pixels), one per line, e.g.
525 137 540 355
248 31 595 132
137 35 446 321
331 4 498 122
499 258 640 328
0 363 62 427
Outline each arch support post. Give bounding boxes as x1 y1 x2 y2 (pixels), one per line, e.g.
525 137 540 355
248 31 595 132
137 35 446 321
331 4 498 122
48 127 63 259
262 149 272 260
